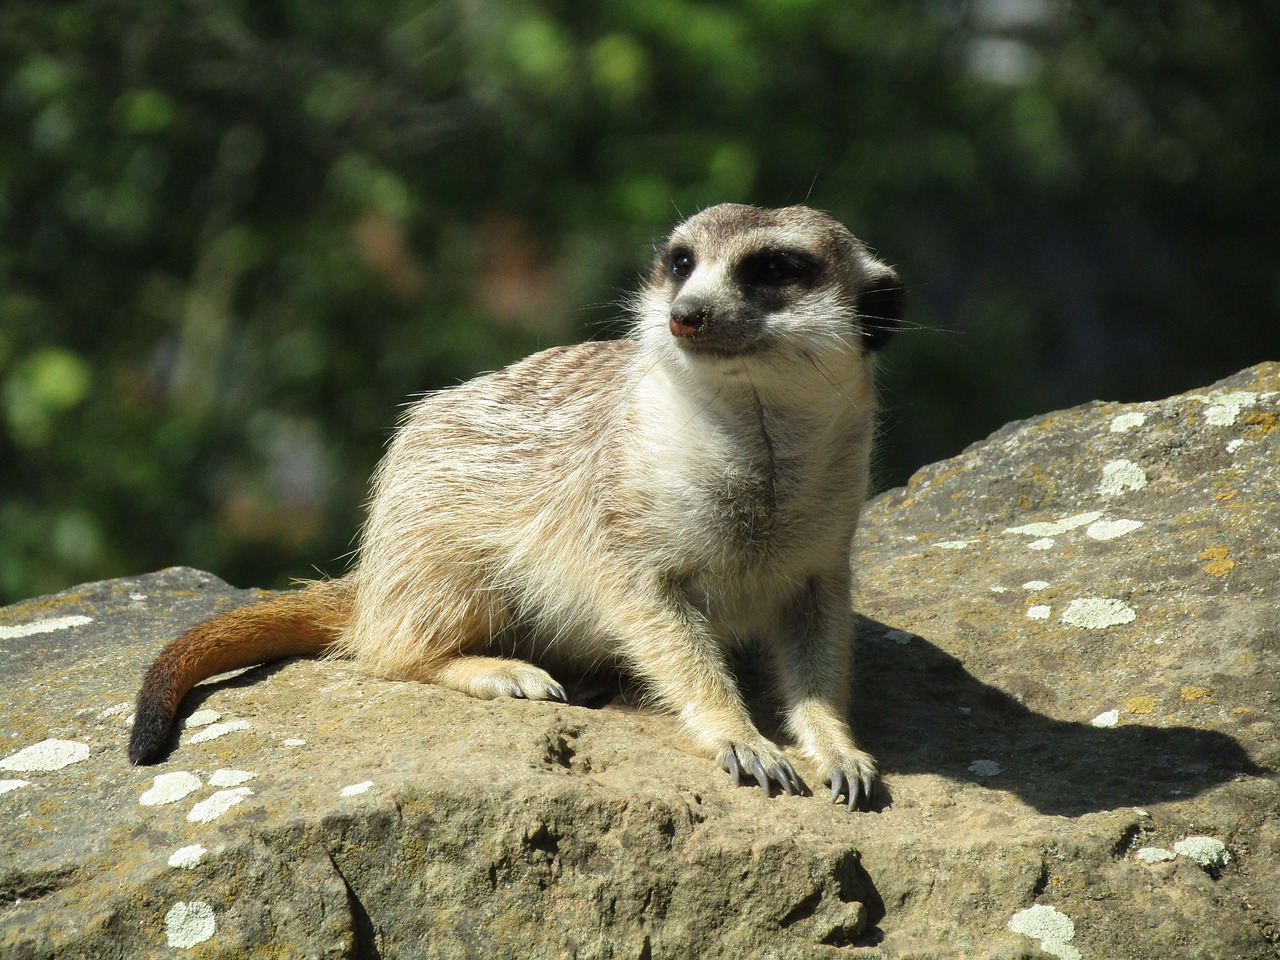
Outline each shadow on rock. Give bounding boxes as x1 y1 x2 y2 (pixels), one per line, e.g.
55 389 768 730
851 616 1268 817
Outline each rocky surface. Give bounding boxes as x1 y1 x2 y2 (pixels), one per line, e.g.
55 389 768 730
1 362 1277 959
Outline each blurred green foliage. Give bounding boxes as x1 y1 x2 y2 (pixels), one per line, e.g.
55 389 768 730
1 0 1276 602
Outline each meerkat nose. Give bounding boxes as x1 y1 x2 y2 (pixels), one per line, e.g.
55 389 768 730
669 298 712 339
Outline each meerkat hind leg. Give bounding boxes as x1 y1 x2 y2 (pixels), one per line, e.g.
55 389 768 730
427 655 568 703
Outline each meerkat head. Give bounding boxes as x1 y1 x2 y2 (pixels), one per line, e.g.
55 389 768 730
634 204 903 368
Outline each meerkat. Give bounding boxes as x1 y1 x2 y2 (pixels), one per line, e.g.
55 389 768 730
128 203 903 810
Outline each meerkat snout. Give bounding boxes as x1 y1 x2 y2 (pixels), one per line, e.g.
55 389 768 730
668 296 715 339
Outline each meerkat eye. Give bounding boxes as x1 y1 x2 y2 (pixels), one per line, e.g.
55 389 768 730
762 256 793 282
669 249 695 280
741 250 815 286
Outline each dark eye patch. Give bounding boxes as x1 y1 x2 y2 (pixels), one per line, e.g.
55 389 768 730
739 249 819 287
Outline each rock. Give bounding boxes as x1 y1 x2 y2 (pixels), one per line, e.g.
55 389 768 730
1 363 1277 958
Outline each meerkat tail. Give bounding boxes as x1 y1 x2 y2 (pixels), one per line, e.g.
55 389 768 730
127 578 353 765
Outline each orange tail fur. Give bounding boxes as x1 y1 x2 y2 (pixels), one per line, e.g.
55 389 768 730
128 578 353 764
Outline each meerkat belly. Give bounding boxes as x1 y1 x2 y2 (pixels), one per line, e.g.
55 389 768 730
637 479 847 649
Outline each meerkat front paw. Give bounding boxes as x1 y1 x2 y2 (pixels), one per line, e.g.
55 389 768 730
820 748 878 812
720 739 807 797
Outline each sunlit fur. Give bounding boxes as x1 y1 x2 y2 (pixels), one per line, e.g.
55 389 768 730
131 204 901 808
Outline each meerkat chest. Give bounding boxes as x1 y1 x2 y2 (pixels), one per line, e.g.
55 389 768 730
626 379 867 573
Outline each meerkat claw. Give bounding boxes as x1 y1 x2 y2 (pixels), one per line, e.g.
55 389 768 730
748 758 771 794
723 751 744 787
828 769 847 805
546 683 568 703
826 766 875 810
858 774 876 811
721 746 806 797
770 762 805 796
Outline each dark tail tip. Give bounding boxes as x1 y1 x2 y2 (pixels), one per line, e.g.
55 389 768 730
128 691 175 765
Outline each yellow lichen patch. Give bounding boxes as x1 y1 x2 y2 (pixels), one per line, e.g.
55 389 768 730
0 590 91 623
1221 500 1257 513
1214 489 1238 502
1180 686 1212 702
1232 706 1254 715
1243 411 1278 437
1198 546 1236 575
1125 695 1158 715
1203 558 1236 577
927 465 969 488
900 497 915 509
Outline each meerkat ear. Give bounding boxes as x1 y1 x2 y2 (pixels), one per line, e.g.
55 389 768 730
858 263 904 352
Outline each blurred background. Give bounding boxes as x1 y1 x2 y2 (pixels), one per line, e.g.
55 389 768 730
1 0 1275 604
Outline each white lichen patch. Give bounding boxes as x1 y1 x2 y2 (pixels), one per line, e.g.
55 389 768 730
0 739 90 772
883 629 914 645
1110 411 1147 432
140 771 202 806
968 759 1002 777
187 720 250 745
1022 580 1050 590
1098 459 1148 497
1008 904 1081 960
1027 605 1052 621
0 779 30 795
0 614 93 640
282 738 307 747
1029 538 1055 550
341 780 374 797
180 710 221 729
168 844 208 869
1137 846 1175 863
1006 511 1102 537
1174 836 1232 870
164 900 216 949
990 585 1009 593
208 769 255 788
1063 597 1136 629
1091 710 1120 728
1086 519 1143 540
935 539 974 549
187 787 253 824
1193 391 1257 426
